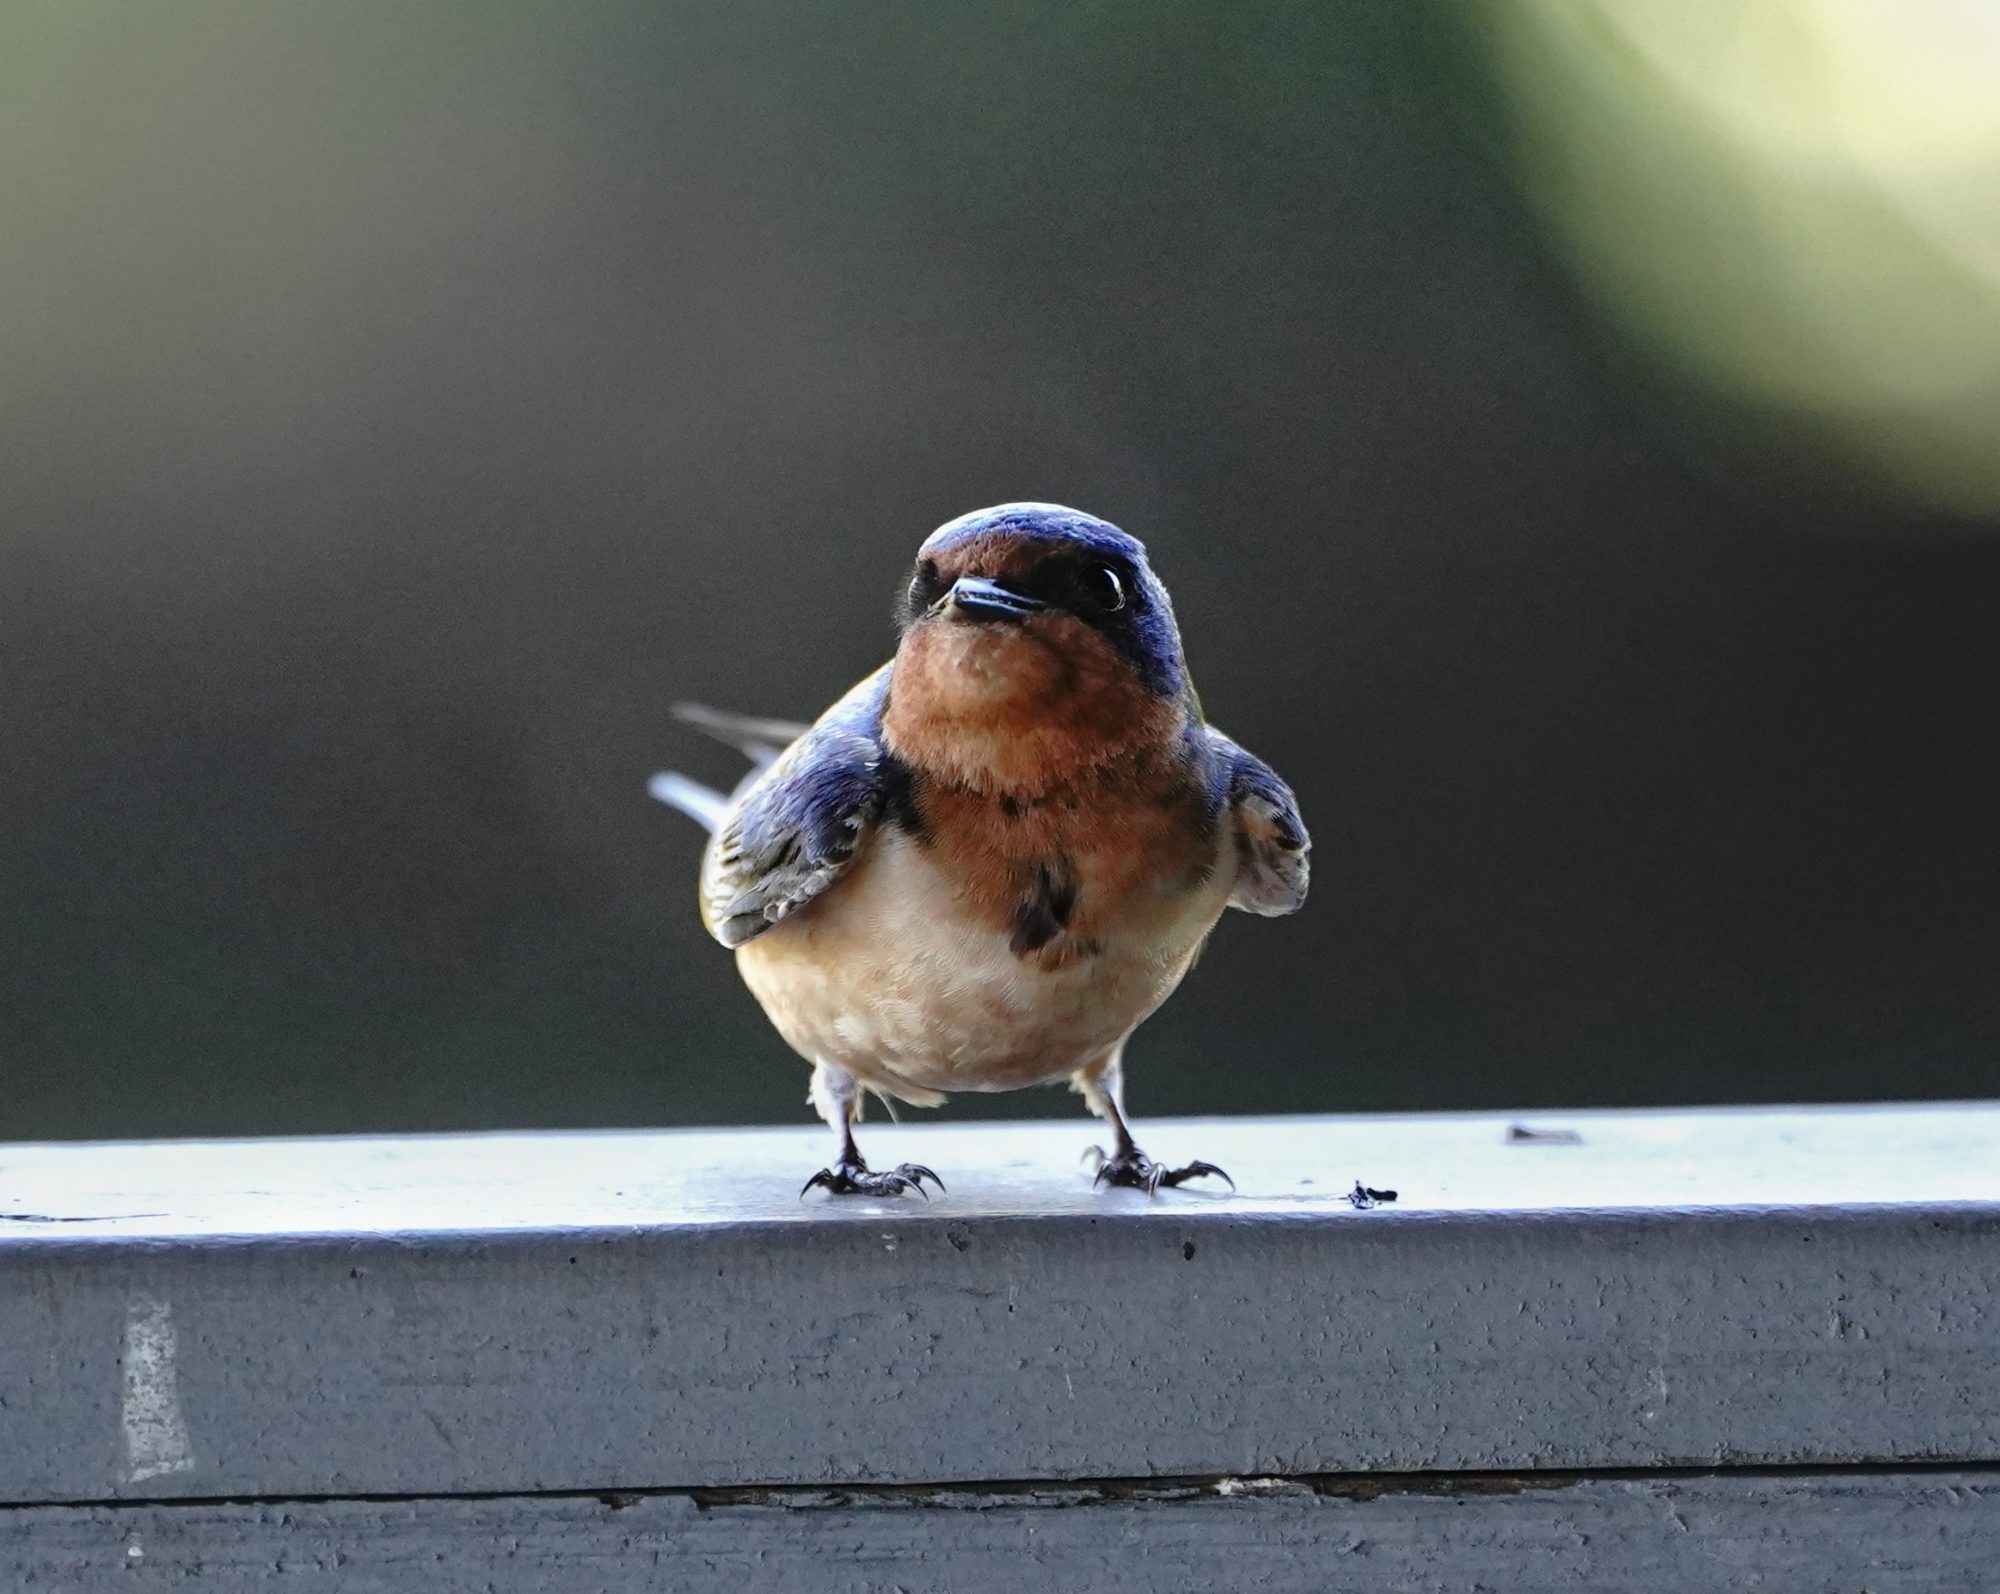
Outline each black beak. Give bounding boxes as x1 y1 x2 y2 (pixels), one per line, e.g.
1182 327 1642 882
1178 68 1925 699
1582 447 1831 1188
946 576 1044 623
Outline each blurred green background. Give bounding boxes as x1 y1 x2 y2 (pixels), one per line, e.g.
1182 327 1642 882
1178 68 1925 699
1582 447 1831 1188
4 1 1996 1140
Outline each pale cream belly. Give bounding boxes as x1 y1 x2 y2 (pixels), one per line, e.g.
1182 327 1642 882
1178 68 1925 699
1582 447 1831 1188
734 829 1233 1103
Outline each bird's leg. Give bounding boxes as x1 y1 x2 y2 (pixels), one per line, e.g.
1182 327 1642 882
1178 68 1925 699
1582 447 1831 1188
1073 1050 1233 1195
799 1060 944 1199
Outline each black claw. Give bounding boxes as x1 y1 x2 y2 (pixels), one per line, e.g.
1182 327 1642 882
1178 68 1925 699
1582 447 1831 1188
1159 1159 1235 1193
1089 1146 1233 1196
799 1160 943 1200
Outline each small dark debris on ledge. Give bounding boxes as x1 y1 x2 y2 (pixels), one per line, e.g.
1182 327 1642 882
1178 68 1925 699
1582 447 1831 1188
1345 1182 1398 1210
1506 1124 1584 1145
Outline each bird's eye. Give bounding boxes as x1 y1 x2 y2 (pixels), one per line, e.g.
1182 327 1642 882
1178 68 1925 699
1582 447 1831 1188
1081 562 1126 613
908 559 944 614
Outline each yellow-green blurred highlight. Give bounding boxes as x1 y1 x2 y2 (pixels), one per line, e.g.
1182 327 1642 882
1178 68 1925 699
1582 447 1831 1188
1479 0 2000 518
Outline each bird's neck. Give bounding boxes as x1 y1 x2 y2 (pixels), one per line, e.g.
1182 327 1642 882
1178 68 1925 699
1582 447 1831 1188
883 690 1190 798
882 628 1189 796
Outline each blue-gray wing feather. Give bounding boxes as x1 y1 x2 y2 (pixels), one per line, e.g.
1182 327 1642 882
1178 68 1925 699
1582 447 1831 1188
1206 727 1310 915
699 667 893 948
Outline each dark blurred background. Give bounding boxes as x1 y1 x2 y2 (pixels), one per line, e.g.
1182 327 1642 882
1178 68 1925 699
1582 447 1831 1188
5 2 1997 1140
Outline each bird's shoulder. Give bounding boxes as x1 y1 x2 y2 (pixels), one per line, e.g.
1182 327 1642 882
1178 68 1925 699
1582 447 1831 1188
1201 724 1310 916
699 664 905 947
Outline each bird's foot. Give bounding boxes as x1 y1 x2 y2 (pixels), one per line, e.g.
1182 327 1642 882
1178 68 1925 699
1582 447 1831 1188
1086 1145 1234 1195
800 1158 944 1200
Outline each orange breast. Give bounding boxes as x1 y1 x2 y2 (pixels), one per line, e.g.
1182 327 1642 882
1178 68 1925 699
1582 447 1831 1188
907 759 1216 972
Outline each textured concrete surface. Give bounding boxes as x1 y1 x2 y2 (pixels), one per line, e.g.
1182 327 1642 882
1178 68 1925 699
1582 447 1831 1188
4 1471 1997 1593
2 1105 1996 1504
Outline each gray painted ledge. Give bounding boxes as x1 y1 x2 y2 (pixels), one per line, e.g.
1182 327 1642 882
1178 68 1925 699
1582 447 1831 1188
2 1103 1997 1511
5 1471 1998 1594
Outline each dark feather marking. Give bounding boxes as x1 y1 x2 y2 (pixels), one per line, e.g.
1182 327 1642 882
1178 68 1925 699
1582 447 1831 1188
880 750 926 841
1010 861 1077 956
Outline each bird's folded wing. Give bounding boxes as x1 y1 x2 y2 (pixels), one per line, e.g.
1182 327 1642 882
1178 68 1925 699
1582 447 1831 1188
699 666 893 948
1208 728 1310 916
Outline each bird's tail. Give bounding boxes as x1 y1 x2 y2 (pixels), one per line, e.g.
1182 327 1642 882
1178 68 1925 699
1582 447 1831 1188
648 702 809 835
647 771 731 833
668 701 811 763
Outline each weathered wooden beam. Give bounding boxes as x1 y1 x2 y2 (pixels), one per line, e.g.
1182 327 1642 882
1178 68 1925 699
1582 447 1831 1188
2 1105 1996 1508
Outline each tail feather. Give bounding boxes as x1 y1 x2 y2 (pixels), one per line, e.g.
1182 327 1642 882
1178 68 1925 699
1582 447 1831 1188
672 702 810 765
653 703 809 833
648 771 730 834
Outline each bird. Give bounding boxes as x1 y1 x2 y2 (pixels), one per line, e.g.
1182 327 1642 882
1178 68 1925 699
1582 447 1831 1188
650 502 1309 1198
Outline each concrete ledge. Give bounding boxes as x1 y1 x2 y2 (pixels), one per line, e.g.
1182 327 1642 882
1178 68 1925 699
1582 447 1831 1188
2 1104 1997 1506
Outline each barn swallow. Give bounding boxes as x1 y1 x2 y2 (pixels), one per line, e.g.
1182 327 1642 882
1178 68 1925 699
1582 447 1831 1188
651 503 1308 1198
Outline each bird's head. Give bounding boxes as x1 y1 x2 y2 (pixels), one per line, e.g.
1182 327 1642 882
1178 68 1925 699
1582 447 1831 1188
882 502 1194 792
